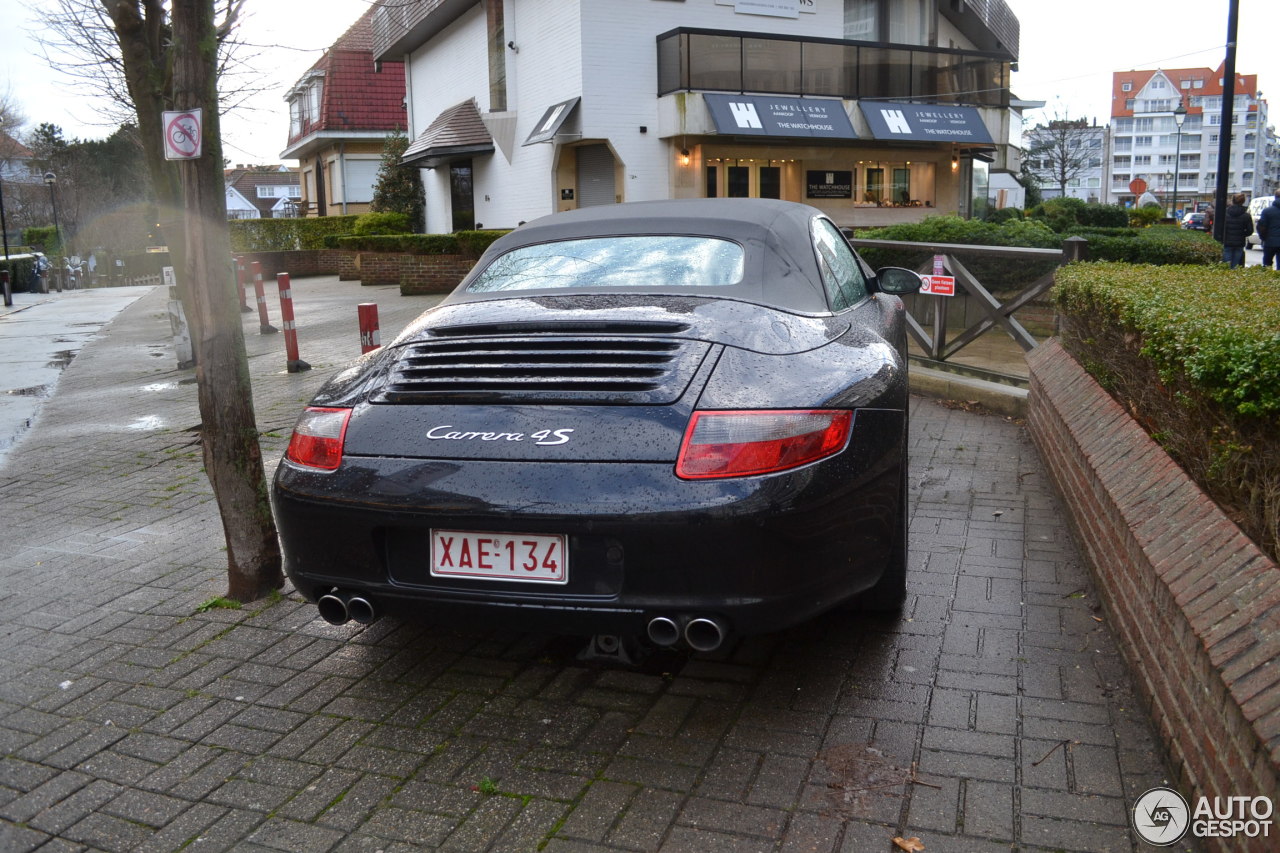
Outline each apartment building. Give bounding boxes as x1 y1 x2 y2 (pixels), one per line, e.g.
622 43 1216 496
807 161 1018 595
370 0 1024 234
1109 64 1272 211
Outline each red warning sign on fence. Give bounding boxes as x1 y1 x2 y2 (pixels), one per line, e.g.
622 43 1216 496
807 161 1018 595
920 275 956 296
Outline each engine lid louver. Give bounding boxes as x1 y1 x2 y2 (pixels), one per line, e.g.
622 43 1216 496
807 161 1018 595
376 335 711 404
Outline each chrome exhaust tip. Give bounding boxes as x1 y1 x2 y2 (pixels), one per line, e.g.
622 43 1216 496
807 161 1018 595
316 592 350 625
684 617 724 652
346 596 377 625
647 616 681 647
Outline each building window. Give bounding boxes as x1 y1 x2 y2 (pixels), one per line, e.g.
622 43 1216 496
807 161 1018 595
1125 98 1135 111
1121 81 1132 92
1113 155 1131 167
1134 155 1151 165
1135 136 1153 147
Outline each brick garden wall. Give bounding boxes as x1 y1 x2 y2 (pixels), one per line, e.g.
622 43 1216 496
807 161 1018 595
1027 339 1280 851
234 250 475 295
351 252 474 295
235 250 343 280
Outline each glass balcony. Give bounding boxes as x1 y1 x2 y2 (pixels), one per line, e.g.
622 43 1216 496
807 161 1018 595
657 28 1010 108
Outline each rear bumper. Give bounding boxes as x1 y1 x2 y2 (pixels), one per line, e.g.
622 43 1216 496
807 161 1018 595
272 410 903 637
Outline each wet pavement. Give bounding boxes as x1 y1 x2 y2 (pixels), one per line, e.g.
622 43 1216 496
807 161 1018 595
0 278 1185 851
0 288 150 463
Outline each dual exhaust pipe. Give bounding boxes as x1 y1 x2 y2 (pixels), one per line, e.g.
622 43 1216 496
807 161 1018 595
316 590 377 626
646 615 726 652
317 592 721 651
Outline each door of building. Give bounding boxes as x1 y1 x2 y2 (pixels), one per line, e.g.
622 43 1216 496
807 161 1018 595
576 145 617 207
450 160 474 232
706 164 782 199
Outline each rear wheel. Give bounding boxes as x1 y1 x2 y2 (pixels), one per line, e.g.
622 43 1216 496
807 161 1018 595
852 411 909 612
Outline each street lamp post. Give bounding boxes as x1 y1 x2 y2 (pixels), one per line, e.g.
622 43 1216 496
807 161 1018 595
1171 101 1188 221
43 171 60 251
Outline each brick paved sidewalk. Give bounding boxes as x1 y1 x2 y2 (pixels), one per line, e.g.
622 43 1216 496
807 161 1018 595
0 279 1186 852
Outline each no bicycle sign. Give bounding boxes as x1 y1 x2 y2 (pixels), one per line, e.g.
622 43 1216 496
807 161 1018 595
163 109 203 160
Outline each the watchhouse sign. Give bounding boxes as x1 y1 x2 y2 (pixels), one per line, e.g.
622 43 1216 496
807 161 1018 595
163 109 203 160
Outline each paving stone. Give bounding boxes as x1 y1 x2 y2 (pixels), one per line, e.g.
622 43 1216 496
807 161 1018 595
0 284 1185 852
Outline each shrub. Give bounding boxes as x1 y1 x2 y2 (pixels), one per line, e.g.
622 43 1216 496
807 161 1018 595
1082 225 1219 265
352 212 411 236
853 215 1061 290
1055 262 1280 561
336 234 459 254
333 230 510 257
22 226 60 255
1 253 38 292
1128 207 1164 228
229 216 360 252
986 207 1024 224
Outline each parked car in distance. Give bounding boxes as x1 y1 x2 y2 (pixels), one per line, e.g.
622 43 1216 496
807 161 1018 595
272 198 922 653
1182 211 1209 231
1247 195 1272 248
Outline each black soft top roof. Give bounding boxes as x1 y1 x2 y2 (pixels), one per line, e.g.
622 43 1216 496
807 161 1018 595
447 198 835 314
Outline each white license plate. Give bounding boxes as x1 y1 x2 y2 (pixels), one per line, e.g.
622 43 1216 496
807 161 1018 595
429 529 568 584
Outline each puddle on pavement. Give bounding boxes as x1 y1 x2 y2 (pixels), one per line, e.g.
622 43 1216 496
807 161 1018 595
140 382 178 392
126 415 166 431
6 385 51 397
46 350 75 369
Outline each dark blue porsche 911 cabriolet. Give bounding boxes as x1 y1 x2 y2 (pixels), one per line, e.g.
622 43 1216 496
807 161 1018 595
272 198 921 652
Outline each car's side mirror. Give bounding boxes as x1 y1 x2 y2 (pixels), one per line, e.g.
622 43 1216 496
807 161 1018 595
874 267 923 295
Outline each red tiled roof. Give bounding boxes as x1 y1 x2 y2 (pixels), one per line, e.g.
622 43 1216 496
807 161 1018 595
225 168 301 217
285 6 407 147
1111 63 1259 118
0 130 33 160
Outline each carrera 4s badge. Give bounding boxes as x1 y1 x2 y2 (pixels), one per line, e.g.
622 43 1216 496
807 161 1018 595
425 425 575 446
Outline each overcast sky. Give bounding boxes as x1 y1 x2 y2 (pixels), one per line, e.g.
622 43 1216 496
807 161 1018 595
0 0 1274 163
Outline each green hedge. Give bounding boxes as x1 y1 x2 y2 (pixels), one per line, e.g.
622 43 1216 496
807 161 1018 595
854 215 1062 290
352 212 411 236
332 230 510 258
22 226 60 255
1 254 38 292
1077 225 1220 265
229 216 360 252
1056 263 1280 418
1055 262 1280 561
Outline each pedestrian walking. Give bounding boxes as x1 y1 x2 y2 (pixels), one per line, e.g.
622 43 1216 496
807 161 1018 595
1220 193 1254 268
1259 190 1280 270
34 252 50 293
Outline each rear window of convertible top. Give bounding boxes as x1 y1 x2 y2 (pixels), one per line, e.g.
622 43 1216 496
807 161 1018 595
465 235 745 292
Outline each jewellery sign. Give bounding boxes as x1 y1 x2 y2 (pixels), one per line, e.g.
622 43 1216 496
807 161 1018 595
163 110 203 160
704 94 857 140
806 171 852 199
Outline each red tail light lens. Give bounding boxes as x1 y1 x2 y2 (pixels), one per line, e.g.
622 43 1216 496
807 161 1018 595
285 407 352 471
676 409 852 479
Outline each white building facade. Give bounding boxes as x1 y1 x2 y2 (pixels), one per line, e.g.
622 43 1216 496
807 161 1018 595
371 0 1024 234
1023 121 1106 203
1108 65 1273 210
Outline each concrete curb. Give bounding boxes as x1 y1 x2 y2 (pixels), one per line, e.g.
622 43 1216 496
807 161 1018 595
909 365 1028 418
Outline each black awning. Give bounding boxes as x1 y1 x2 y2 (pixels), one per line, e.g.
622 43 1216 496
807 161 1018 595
859 102 993 143
523 97 581 146
703 94 857 139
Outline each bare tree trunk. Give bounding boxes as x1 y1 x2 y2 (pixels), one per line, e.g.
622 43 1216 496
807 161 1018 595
170 0 281 601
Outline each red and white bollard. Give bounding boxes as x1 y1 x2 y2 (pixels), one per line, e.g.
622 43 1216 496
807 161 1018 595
235 256 252 313
250 261 278 335
276 272 311 373
358 303 381 354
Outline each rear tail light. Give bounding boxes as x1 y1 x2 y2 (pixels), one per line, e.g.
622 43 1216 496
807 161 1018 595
285 407 352 471
676 409 852 479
